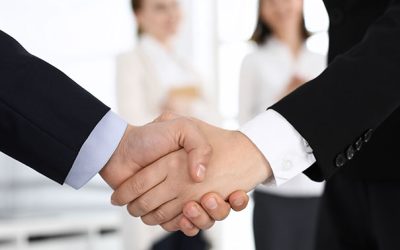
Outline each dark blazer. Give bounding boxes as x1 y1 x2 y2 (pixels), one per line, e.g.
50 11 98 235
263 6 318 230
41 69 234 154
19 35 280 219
273 0 400 181
0 30 109 184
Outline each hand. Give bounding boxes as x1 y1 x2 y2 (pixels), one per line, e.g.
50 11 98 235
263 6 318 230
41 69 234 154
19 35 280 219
111 117 272 235
99 117 212 191
100 115 248 235
153 113 251 236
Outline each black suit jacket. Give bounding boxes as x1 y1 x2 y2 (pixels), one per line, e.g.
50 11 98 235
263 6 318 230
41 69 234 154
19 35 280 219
273 0 400 181
0 30 109 184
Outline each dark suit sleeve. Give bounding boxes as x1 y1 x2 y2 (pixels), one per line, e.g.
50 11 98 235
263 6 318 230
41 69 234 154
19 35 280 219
271 1 400 181
0 30 110 184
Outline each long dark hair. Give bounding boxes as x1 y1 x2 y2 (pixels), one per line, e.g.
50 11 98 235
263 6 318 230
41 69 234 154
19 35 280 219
131 0 144 36
251 0 310 45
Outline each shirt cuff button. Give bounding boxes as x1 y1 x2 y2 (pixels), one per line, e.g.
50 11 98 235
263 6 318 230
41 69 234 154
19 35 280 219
282 159 293 171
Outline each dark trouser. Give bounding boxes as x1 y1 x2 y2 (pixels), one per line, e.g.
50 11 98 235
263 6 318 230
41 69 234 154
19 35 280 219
316 170 400 250
152 231 209 250
253 191 321 250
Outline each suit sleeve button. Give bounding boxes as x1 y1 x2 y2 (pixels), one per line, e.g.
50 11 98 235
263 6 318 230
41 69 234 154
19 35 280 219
346 145 355 160
282 160 293 171
335 154 347 167
364 129 374 143
355 138 363 151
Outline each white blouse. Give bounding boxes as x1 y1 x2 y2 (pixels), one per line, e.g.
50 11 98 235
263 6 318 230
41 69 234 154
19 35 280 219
139 35 200 89
116 35 218 126
239 37 326 197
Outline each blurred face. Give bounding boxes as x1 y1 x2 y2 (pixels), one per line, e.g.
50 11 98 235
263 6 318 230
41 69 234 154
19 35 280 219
135 0 182 41
260 0 304 35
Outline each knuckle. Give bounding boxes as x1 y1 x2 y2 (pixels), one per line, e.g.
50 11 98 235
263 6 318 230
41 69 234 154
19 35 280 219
130 179 145 196
137 198 151 213
152 209 167 224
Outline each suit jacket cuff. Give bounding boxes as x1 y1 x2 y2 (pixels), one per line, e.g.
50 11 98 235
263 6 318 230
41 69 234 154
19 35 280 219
240 109 316 186
64 111 127 189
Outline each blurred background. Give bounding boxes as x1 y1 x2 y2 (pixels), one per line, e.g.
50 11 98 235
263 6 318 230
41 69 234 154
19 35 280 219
0 0 329 249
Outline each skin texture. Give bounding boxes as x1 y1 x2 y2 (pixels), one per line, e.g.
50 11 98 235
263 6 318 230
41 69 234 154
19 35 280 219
111 115 272 236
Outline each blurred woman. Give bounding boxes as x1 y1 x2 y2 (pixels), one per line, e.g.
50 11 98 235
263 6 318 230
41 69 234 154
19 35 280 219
117 0 216 127
116 0 217 249
239 0 326 249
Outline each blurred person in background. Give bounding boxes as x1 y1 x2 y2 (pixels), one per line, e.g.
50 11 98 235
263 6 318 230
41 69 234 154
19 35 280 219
116 0 218 127
116 0 218 249
239 0 326 249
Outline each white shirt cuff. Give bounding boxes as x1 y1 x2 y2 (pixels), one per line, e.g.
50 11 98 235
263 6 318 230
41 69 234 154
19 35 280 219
65 111 128 189
240 109 316 186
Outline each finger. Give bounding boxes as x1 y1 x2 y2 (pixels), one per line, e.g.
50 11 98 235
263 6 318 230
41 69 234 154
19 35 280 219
160 214 200 237
152 113 213 183
141 199 182 225
111 164 167 206
174 118 212 183
199 193 231 221
160 214 183 232
228 191 250 212
178 216 201 237
127 183 178 217
182 201 215 230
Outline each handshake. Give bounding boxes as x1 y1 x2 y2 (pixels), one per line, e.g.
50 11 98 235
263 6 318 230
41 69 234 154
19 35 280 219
100 113 272 236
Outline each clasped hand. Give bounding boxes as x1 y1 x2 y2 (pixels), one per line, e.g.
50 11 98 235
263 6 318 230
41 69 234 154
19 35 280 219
100 113 272 236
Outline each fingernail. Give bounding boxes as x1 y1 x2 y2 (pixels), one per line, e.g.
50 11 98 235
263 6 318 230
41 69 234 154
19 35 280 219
111 198 118 206
196 164 206 179
233 199 244 207
186 206 200 218
205 197 218 210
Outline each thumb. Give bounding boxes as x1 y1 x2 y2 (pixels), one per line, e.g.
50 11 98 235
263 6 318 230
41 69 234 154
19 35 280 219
155 112 212 182
172 117 213 182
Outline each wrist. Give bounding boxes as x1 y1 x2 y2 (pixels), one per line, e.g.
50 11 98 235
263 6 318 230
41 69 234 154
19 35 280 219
100 125 137 189
235 131 272 185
